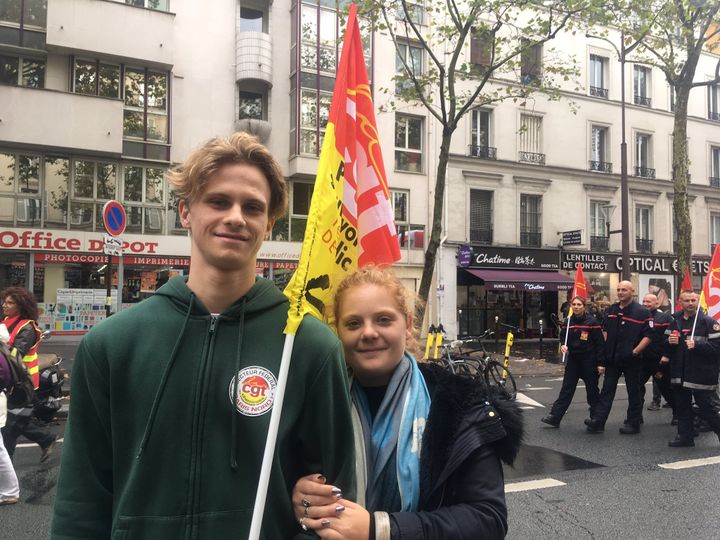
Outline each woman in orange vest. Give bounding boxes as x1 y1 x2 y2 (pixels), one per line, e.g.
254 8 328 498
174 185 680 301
1 287 56 462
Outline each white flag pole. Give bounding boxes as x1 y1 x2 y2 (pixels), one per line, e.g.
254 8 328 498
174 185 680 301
561 313 571 364
248 332 296 540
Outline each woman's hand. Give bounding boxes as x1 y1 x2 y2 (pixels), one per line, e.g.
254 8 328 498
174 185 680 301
560 345 568 354
597 365 605 375
292 474 343 528
312 499 370 540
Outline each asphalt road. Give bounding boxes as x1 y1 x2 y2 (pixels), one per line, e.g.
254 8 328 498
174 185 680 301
3 341 719 539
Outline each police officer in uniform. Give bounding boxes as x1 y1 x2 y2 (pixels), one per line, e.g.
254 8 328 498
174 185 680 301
640 293 674 416
662 291 720 447
586 281 652 434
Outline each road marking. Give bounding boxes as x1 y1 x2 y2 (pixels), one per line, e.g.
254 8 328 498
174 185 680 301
658 456 720 470
521 387 552 391
519 406 535 410
505 478 566 493
515 392 545 408
546 377 564 382
17 438 64 449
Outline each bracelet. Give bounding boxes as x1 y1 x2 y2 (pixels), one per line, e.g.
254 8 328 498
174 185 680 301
373 511 391 540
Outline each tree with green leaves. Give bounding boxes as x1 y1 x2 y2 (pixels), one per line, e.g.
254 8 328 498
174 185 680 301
626 0 720 281
356 0 607 325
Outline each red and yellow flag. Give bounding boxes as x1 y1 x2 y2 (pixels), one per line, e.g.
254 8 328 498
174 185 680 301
700 245 720 319
568 264 587 318
675 267 692 312
284 3 401 334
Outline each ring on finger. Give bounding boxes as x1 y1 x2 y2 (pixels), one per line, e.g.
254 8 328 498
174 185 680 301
302 497 311 508
304 505 310 517
299 517 308 532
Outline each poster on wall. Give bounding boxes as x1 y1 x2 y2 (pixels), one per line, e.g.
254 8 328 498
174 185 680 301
639 274 673 312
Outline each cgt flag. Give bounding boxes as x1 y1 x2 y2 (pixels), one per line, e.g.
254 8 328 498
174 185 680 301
569 264 587 317
283 3 400 334
700 244 720 319
675 267 692 312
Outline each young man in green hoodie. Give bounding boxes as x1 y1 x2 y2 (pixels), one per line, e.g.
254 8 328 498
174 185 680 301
51 133 356 539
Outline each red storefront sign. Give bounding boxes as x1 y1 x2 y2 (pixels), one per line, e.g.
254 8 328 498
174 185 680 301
34 253 191 267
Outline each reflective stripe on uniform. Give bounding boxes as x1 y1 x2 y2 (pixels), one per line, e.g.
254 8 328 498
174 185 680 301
683 381 718 391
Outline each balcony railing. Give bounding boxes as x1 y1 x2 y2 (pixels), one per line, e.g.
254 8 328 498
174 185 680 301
589 160 613 173
520 231 541 247
591 236 609 250
636 238 653 253
634 94 652 107
470 228 493 244
468 145 497 160
709 111 720 122
710 176 720 188
590 86 608 98
519 151 546 165
634 166 656 178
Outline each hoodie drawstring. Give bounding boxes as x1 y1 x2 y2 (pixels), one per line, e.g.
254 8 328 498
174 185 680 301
137 294 195 459
230 298 246 470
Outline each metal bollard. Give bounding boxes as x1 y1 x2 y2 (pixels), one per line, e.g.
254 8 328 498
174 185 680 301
539 319 544 360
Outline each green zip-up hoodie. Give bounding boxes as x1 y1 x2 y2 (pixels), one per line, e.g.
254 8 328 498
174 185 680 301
51 276 355 540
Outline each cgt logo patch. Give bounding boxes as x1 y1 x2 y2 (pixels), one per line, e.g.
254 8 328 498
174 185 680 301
229 366 277 417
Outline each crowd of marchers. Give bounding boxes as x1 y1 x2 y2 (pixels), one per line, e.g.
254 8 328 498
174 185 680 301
542 281 720 448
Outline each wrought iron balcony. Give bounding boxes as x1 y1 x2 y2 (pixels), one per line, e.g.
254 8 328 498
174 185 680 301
709 111 720 121
470 228 493 244
520 231 541 247
636 238 653 253
519 151 546 165
634 94 652 107
590 86 608 98
591 236 609 250
589 160 613 173
468 145 497 160
634 166 656 178
710 176 720 188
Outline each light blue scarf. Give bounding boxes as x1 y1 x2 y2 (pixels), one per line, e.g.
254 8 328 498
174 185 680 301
351 353 431 512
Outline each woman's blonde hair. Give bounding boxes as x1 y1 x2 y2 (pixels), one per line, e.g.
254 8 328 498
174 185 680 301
333 266 422 358
167 132 288 221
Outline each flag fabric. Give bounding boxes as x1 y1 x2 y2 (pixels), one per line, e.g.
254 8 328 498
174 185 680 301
675 267 692 312
283 3 401 334
568 264 587 318
700 244 720 320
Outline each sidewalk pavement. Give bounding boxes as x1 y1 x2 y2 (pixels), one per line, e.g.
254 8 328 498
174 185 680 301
509 356 565 377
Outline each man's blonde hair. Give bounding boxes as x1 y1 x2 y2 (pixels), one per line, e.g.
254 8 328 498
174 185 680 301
167 132 288 221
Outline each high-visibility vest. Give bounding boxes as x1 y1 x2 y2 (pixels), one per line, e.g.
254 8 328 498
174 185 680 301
7 319 41 390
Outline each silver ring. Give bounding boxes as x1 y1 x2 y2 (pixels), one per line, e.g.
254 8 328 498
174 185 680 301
304 505 310 517
299 517 308 531
302 497 311 507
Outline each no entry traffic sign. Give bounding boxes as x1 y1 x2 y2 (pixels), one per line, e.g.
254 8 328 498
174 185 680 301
103 200 127 236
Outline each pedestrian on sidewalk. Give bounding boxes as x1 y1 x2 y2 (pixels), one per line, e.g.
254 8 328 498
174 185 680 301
663 291 720 447
542 296 605 428
586 281 652 435
0 287 56 463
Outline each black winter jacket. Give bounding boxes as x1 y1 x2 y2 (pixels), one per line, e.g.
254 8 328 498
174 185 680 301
560 312 605 363
643 309 673 360
666 310 720 390
387 363 524 540
602 301 652 365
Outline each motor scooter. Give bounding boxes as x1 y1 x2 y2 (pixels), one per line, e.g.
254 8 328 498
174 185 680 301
34 330 67 423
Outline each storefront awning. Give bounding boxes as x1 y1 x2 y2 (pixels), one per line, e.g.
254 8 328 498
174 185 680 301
464 269 573 291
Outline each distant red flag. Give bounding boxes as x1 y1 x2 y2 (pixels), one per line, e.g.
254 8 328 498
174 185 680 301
568 264 587 318
675 267 692 312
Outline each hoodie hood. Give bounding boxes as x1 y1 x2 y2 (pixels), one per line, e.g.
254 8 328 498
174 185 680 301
154 275 288 317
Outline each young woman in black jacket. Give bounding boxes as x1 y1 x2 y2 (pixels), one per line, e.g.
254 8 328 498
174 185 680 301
291 267 523 540
542 296 605 428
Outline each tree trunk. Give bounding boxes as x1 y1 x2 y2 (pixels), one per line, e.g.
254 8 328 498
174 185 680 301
672 85 692 283
416 127 453 328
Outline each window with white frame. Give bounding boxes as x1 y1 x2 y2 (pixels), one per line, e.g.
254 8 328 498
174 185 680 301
635 204 653 252
470 189 493 244
395 115 423 172
589 54 608 98
709 83 720 121
299 89 332 156
590 200 608 238
390 189 424 249
272 181 313 242
711 146 720 187
519 114 544 164
711 213 720 250
123 165 165 235
520 194 541 247
590 125 610 172
635 133 653 177
633 65 651 106
470 109 493 158
395 42 423 95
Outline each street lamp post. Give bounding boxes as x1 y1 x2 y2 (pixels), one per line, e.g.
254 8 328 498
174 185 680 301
619 31 630 280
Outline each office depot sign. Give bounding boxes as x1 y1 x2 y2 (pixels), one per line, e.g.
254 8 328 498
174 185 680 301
0 228 190 256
